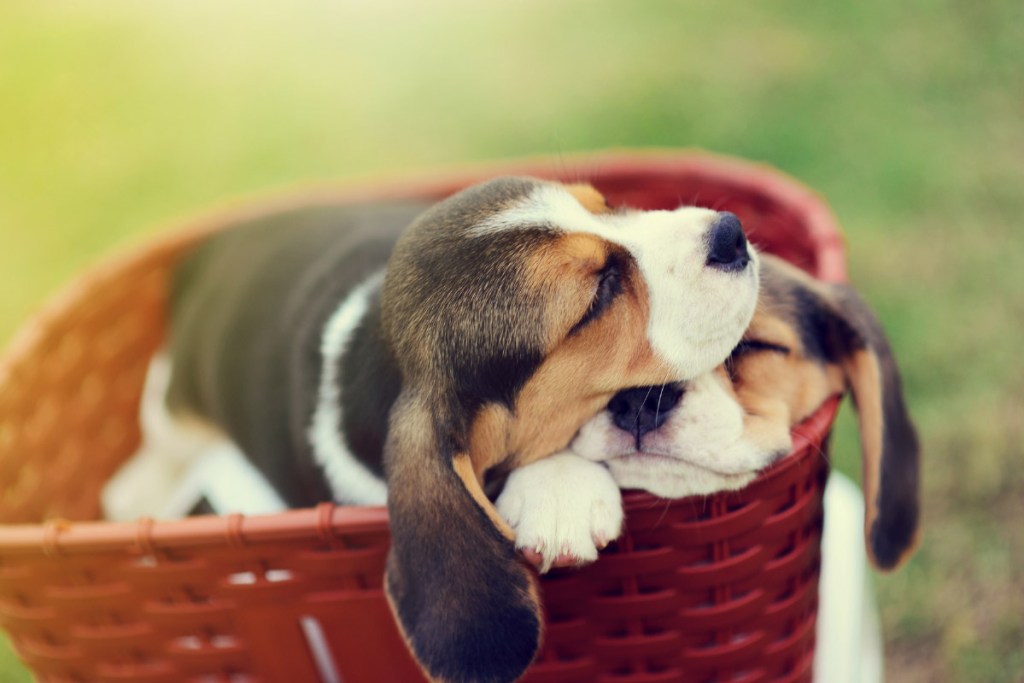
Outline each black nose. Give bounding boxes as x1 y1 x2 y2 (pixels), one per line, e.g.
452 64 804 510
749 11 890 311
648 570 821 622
607 384 685 440
706 212 750 271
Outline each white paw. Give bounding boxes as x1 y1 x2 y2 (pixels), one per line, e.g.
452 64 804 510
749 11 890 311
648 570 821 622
496 452 623 573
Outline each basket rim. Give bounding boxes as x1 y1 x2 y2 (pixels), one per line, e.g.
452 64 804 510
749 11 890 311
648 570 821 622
0 149 847 557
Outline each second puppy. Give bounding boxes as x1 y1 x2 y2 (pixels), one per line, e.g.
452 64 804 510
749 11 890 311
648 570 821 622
498 253 921 573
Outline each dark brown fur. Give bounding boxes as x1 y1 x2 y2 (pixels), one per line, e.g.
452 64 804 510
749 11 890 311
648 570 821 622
166 201 428 505
379 178 677 683
726 254 920 569
166 177 711 683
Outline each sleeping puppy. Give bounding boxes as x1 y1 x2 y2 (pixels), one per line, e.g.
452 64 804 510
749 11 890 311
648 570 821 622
162 177 760 683
498 253 920 573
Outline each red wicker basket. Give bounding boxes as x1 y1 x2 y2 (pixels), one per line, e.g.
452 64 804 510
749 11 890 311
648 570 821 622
0 151 846 683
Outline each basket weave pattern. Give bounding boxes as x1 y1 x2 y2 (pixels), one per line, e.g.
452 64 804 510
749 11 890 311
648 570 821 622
0 152 845 683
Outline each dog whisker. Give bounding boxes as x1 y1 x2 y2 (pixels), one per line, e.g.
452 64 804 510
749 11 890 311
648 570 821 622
654 384 666 430
652 496 672 529
633 385 658 430
791 426 830 466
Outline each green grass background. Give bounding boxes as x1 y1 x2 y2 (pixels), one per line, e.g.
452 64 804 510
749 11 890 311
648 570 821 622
1 1 1022 680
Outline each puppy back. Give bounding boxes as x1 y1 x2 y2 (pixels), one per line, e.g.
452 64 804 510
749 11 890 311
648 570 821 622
166 201 428 506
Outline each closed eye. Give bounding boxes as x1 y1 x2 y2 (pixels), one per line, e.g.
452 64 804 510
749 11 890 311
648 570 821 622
729 339 792 359
725 338 792 382
569 256 623 336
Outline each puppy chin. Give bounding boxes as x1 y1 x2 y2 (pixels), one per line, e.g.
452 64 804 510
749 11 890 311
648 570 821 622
606 456 758 499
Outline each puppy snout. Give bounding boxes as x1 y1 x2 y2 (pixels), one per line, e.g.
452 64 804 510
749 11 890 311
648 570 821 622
608 384 684 439
706 212 750 271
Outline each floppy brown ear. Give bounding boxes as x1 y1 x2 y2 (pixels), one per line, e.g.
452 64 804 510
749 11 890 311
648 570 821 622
383 391 542 683
828 286 921 570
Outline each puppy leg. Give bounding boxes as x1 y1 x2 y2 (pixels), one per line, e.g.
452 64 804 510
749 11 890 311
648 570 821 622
496 452 623 572
103 353 227 520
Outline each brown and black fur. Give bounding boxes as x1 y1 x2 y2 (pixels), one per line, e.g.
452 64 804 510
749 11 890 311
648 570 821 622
725 254 920 570
166 178 688 683
379 179 681 683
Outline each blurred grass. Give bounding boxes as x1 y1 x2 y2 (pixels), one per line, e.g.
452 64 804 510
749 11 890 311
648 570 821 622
1 1 1023 681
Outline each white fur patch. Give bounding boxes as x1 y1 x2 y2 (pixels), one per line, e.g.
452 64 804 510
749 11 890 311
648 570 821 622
159 440 288 518
573 372 790 498
308 270 388 505
495 451 623 573
474 184 759 380
103 353 288 520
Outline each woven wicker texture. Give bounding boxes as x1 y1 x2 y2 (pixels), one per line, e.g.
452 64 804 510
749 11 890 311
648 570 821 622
0 152 846 683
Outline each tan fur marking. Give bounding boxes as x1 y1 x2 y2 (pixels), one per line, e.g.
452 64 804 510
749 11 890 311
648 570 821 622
844 349 885 560
745 315 802 353
545 232 608 273
737 274 847 424
732 350 839 425
734 394 794 456
467 403 514 476
727 291 849 460
453 453 516 541
523 232 608 347
563 183 610 214
522 231 617 346
510 263 678 468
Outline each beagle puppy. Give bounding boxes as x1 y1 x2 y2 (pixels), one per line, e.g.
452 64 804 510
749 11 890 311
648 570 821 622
498 253 920 573
162 177 760 683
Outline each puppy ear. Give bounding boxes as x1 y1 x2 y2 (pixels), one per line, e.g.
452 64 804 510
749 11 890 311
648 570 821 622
383 391 542 683
826 286 921 570
563 183 611 214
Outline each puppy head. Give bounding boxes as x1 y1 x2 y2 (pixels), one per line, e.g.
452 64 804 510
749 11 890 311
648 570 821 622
383 178 760 409
574 253 920 572
571 370 771 499
380 177 760 683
